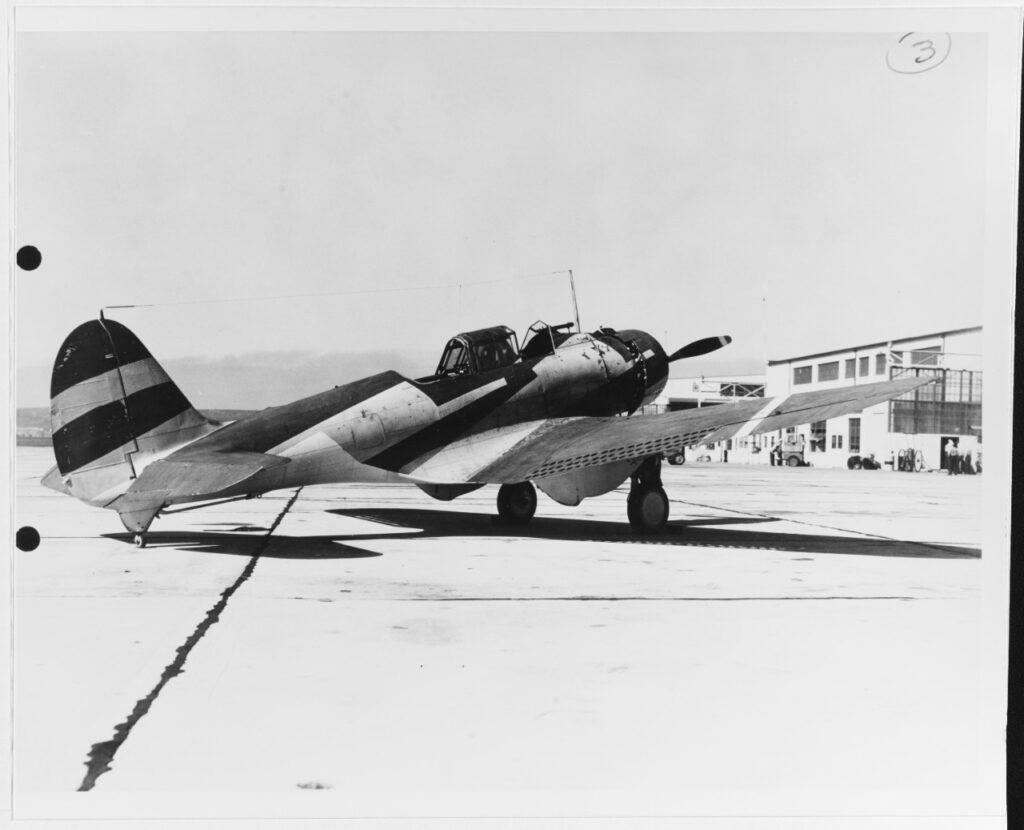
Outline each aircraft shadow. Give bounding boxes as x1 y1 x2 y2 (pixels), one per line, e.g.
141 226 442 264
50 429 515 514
102 531 382 559
102 509 978 561
326 507 980 560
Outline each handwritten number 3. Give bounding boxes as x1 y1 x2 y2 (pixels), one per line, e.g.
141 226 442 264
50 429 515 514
912 39 936 64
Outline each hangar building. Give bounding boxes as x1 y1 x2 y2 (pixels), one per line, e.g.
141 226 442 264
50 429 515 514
654 326 982 469
764 326 982 470
655 375 765 411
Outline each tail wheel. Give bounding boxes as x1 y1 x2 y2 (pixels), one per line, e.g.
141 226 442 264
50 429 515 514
497 482 537 524
627 486 669 534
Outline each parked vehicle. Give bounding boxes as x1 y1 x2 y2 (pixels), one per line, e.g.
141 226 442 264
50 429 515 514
847 453 881 470
779 434 805 467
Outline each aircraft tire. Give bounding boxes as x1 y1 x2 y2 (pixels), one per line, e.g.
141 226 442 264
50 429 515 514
627 486 669 534
497 482 537 524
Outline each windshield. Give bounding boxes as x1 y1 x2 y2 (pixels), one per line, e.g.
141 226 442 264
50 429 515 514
437 340 470 376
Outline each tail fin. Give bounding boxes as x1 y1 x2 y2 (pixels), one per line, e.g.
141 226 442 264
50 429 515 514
49 317 216 506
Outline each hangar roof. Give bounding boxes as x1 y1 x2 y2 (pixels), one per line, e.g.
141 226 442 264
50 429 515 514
767 326 982 367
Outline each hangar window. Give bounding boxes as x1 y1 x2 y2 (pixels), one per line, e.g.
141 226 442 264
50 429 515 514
721 382 765 397
844 358 856 379
849 417 861 453
809 420 826 452
889 368 983 434
793 366 812 385
831 434 843 449
859 356 869 376
910 346 941 366
818 361 839 382
876 354 887 375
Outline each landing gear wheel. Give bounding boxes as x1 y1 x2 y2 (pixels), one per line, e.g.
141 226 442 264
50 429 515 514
496 482 537 524
133 533 147 549
627 486 669 534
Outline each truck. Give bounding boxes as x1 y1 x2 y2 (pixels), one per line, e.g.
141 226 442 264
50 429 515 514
777 434 806 467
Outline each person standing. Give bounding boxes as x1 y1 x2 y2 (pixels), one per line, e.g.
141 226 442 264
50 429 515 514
947 440 959 475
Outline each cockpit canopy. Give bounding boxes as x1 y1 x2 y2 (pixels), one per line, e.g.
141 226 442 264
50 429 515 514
435 325 520 377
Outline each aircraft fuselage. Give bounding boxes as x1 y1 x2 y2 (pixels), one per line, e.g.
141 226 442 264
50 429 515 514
186 329 670 494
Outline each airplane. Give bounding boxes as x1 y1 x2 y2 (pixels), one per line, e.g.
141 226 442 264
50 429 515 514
42 315 933 547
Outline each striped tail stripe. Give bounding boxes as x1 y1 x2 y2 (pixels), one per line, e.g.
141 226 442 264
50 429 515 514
49 319 214 486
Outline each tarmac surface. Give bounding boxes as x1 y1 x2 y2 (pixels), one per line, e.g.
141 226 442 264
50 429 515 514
12 446 1000 822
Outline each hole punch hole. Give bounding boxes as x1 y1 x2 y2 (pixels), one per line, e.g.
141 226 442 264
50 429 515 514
17 246 42 271
16 526 40 551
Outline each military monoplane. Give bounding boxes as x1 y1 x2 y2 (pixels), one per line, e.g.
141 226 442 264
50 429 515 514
43 316 931 546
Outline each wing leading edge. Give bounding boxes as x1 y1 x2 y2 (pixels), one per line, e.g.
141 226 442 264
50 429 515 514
410 376 934 485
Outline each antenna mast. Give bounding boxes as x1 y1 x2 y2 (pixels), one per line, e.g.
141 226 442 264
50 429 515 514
568 269 581 332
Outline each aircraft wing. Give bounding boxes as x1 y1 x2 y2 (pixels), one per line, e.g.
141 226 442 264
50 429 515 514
398 377 933 484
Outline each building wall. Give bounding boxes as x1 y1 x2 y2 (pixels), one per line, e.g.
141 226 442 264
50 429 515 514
763 327 982 470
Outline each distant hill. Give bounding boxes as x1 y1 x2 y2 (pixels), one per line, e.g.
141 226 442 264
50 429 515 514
17 408 50 432
16 407 257 446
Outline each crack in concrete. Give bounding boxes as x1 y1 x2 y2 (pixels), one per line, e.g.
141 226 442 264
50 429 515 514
77 488 303 792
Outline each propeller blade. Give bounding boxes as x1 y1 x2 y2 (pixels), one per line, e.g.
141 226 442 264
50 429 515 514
668 335 732 362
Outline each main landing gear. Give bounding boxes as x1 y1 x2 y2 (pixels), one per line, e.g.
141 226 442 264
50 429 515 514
496 456 670 534
627 456 669 534
496 482 537 524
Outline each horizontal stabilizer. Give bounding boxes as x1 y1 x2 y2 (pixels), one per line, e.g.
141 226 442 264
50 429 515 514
41 464 72 495
110 450 290 506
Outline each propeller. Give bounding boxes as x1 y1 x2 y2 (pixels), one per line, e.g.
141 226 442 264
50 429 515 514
667 335 732 363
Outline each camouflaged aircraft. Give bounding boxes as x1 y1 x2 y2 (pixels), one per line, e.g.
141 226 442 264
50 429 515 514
43 316 932 546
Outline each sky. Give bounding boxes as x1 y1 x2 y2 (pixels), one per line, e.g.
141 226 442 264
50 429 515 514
15 30 988 408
